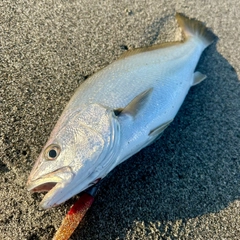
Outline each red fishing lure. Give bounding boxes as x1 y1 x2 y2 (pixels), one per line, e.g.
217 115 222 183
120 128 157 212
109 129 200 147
53 184 100 240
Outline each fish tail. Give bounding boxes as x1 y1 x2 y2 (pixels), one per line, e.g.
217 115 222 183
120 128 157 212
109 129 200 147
176 13 216 48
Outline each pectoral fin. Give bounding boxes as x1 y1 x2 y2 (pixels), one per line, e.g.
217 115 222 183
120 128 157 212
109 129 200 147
192 71 207 86
114 88 153 118
149 119 173 137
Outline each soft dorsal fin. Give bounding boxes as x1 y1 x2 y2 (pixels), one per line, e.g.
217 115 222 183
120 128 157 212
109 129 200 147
192 71 207 86
114 88 153 118
119 41 182 60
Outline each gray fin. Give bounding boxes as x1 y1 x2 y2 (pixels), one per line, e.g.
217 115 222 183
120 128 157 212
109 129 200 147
192 71 207 86
149 119 173 137
115 88 153 118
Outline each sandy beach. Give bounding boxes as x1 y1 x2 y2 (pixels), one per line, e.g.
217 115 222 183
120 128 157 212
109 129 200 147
1 1 240 239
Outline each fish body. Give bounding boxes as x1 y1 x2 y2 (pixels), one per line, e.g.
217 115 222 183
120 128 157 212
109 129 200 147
27 13 215 209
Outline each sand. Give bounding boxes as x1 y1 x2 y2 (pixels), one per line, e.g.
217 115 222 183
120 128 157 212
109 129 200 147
1 0 240 239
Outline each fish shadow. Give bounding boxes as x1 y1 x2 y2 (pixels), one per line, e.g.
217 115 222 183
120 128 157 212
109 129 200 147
73 41 240 239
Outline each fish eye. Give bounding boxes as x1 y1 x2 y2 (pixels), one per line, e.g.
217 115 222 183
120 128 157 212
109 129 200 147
49 149 57 158
44 144 61 161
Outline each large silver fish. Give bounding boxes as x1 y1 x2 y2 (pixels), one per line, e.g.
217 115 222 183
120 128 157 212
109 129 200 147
27 13 215 209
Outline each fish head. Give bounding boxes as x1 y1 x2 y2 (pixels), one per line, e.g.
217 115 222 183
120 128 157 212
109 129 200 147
27 103 120 209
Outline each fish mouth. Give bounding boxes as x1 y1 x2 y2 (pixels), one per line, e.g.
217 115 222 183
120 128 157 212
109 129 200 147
29 182 58 193
27 166 74 208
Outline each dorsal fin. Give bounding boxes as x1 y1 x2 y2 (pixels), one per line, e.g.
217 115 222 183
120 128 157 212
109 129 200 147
119 41 182 59
119 13 216 60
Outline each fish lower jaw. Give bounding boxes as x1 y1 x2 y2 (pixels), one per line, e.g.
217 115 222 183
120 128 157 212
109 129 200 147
39 182 66 209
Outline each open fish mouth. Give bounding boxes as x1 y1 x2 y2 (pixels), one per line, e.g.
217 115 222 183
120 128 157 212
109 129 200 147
27 166 75 208
29 182 58 192
27 166 74 192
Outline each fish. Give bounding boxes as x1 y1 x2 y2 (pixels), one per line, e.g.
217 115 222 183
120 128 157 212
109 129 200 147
27 13 216 209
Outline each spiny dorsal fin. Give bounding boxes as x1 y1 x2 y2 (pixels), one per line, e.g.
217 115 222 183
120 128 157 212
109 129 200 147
114 88 153 118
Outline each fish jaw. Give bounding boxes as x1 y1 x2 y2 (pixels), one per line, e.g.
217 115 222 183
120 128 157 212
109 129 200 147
27 166 75 209
36 172 100 209
39 182 71 209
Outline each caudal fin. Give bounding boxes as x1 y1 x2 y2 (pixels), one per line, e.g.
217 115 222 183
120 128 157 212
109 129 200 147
176 13 216 48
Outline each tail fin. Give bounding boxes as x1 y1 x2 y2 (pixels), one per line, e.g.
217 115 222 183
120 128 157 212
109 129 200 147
176 13 216 48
